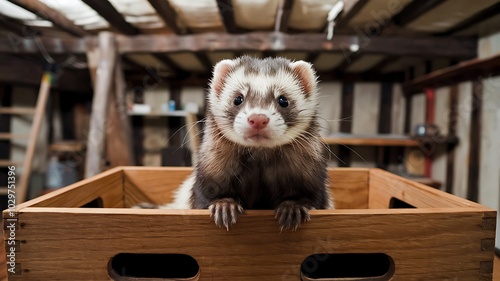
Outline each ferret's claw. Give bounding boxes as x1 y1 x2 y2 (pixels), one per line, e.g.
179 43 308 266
275 200 311 231
209 198 244 230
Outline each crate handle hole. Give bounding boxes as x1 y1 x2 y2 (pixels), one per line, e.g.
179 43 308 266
301 253 394 281
389 197 416 209
108 253 200 280
80 197 103 208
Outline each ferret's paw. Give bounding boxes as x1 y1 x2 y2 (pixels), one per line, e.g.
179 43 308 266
131 202 159 209
208 198 244 231
275 200 311 231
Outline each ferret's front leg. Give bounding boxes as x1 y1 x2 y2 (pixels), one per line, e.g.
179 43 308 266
208 198 244 231
275 200 312 231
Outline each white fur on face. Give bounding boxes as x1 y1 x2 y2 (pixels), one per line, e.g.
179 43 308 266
209 62 318 148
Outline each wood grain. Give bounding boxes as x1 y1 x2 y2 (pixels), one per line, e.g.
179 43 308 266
2 167 496 280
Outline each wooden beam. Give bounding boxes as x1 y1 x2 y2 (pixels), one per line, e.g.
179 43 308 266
393 0 447 26
17 70 53 203
85 32 117 178
115 33 477 58
147 0 183 34
7 0 88 37
336 0 369 27
0 35 88 54
82 0 139 35
216 0 239 33
406 53 500 93
1 33 477 59
338 82 354 167
276 0 295 32
439 2 500 35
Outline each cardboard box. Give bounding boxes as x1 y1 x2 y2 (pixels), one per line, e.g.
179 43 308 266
3 167 496 280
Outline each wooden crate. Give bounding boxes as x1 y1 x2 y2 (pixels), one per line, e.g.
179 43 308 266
2 167 496 281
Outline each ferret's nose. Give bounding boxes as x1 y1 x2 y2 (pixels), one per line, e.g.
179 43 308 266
248 114 269 129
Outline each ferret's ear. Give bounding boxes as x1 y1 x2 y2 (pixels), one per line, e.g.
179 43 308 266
290 61 317 95
211 59 234 95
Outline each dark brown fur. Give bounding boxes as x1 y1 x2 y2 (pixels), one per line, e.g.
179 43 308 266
190 57 330 231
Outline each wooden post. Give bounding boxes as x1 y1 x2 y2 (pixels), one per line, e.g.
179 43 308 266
105 55 134 167
17 70 53 203
84 32 117 178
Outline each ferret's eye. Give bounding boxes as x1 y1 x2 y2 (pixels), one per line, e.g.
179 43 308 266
234 95 244 106
277 95 289 108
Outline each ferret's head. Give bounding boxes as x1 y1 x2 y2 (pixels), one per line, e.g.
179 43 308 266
207 56 319 148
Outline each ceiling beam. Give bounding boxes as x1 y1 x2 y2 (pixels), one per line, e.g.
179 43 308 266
0 14 41 37
276 0 295 32
82 0 139 36
439 2 500 35
392 0 448 27
0 33 477 59
216 0 239 33
335 0 369 28
147 0 183 34
115 33 477 58
6 0 88 37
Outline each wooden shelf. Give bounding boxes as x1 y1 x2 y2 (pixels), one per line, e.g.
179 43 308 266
0 187 9 195
406 53 500 93
50 141 85 152
0 160 21 167
322 134 459 147
0 107 36 115
128 110 190 117
0 133 30 140
322 134 418 147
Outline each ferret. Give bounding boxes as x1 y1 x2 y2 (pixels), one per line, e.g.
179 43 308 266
150 56 333 231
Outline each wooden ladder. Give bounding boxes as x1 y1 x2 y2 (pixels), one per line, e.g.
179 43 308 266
0 71 53 203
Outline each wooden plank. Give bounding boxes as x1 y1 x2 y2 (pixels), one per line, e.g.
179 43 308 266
406 53 500 93
276 0 295 32
84 32 117 178
368 169 486 209
392 0 448 27
186 113 200 165
323 136 418 147
11 207 495 280
406 93 426 176
147 0 183 34
114 33 477 58
0 160 21 167
82 0 139 35
0 107 35 115
105 56 135 168
17 70 53 203
15 167 124 210
467 79 483 202
439 2 500 35
0 34 477 59
0 133 29 140
216 0 239 33
391 84 405 135
6 0 88 37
